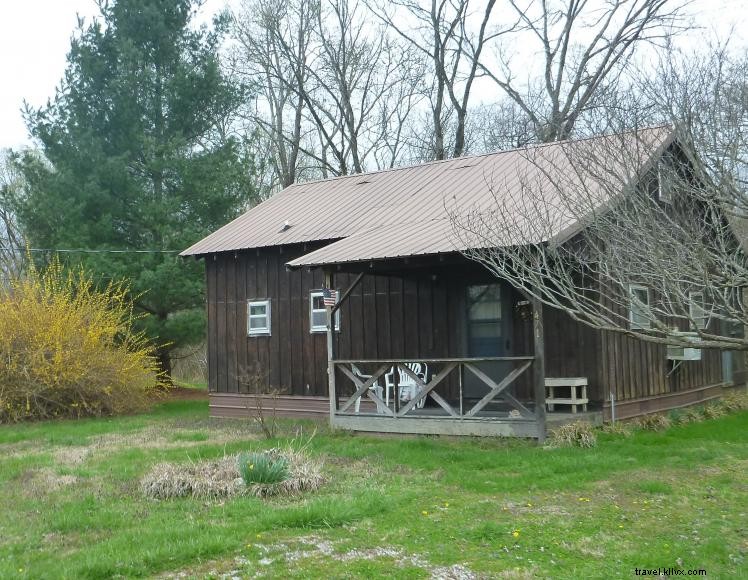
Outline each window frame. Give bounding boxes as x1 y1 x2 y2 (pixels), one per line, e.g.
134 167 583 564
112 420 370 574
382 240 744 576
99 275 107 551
309 290 341 333
247 299 271 336
628 284 651 330
657 159 673 203
689 291 708 330
467 284 502 324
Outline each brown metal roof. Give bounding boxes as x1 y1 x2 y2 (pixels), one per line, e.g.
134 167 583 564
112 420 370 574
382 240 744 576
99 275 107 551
181 126 673 266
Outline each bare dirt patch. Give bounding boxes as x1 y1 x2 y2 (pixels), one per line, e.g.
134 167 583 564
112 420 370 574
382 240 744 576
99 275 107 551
159 535 479 579
163 386 208 401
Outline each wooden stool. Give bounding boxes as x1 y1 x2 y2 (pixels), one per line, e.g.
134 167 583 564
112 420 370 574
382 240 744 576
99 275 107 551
545 377 588 413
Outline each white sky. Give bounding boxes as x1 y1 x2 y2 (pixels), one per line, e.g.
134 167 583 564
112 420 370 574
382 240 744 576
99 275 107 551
0 0 745 151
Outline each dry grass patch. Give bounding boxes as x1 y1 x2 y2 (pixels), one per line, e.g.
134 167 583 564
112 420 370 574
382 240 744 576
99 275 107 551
718 391 748 412
702 403 726 420
20 468 79 496
140 455 243 500
140 449 325 500
599 421 634 437
547 421 597 448
90 425 259 452
635 413 671 431
54 446 92 466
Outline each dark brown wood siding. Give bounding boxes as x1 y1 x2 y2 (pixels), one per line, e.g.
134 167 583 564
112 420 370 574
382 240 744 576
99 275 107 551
542 307 604 400
206 247 504 397
600 330 723 403
204 247 723 403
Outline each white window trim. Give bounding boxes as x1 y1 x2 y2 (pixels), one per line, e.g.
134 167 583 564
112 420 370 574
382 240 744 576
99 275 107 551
247 299 271 336
310 290 340 333
689 291 708 330
628 284 651 329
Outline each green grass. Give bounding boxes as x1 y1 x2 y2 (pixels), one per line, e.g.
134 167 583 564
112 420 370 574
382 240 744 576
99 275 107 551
0 402 746 579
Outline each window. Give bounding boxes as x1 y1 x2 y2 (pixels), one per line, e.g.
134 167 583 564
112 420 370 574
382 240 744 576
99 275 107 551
310 290 340 333
247 300 271 336
657 159 673 203
628 285 651 329
689 291 708 329
467 284 504 356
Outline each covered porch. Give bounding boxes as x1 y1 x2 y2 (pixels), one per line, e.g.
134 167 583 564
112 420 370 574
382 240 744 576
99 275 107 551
293 252 551 440
331 356 543 438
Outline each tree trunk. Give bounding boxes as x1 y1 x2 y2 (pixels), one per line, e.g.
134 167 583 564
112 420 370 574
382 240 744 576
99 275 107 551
157 347 173 385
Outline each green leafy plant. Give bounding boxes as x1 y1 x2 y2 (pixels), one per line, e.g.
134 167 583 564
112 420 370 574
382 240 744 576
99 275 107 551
238 452 290 486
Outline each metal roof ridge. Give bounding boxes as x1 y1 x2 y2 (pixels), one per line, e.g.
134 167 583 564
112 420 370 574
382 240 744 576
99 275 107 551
285 124 673 190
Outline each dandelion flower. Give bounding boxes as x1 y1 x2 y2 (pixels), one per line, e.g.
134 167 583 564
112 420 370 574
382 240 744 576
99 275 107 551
512 530 520 538
422 510 429 516
444 502 449 508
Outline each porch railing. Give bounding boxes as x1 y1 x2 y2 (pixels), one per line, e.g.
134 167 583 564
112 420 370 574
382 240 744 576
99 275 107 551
332 356 535 420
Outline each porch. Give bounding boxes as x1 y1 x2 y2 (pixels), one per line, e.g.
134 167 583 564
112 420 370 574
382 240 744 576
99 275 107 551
319 261 550 439
330 356 545 438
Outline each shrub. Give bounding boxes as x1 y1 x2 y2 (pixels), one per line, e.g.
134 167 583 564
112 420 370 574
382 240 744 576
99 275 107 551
0 259 161 423
238 451 290 486
547 421 597 448
635 413 671 431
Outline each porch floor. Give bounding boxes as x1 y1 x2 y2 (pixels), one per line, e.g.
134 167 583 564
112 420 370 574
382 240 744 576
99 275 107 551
352 399 603 422
339 400 603 437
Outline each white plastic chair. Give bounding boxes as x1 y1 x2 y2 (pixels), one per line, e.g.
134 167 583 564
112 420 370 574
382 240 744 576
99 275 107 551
351 364 385 414
384 363 428 409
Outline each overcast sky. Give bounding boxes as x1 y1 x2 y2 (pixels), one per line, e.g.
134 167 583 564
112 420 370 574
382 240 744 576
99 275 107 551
1 0 745 151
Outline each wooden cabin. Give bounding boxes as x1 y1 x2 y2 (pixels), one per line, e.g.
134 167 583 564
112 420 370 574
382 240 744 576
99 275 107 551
182 127 738 439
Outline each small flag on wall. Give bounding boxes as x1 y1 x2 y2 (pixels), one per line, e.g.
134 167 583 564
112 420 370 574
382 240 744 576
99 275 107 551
322 287 338 307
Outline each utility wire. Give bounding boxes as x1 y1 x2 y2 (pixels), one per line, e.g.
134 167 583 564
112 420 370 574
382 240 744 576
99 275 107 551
0 243 181 254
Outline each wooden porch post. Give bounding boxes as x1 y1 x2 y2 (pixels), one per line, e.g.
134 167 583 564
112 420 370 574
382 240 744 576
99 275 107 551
532 298 547 442
325 269 336 424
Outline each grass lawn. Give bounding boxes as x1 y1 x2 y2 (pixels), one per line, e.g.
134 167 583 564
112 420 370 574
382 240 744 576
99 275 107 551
0 401 746 579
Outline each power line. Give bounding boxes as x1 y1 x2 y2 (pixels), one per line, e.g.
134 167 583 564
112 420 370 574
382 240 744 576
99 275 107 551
0 243 181 255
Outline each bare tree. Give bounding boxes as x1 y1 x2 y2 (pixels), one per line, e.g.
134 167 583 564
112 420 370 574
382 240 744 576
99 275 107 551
0 150 26 282
476 99 538 151
370 0 515 160
480 0 686 143
232 0 423 186
232 0 314 188
452 45 748 351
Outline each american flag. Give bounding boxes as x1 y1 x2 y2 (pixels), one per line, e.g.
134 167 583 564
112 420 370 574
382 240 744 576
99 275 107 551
322 287 338 307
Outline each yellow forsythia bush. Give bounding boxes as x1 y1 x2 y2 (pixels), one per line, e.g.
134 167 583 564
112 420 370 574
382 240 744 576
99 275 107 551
0 259 162 423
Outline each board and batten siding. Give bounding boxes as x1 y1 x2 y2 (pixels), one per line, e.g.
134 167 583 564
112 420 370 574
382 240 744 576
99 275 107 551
205 246 477 398
204 246 724 408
